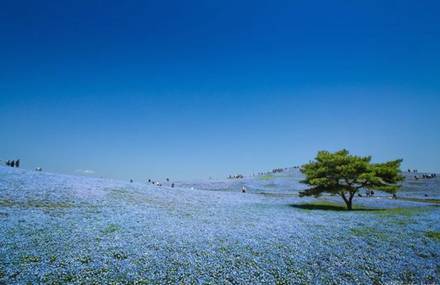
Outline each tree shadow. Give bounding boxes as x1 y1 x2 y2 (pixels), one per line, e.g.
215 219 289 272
290 203 384 212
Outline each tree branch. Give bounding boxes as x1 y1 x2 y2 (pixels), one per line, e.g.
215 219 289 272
340 192 349 204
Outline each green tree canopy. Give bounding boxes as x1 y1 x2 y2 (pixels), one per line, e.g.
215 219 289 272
300 150 404 210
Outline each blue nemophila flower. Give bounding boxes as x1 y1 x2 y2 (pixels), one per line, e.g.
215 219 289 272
0 166 439 284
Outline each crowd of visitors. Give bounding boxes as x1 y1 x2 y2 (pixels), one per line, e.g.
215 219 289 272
4 159 20 168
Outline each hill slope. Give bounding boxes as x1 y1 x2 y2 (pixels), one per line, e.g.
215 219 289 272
0 166 439 284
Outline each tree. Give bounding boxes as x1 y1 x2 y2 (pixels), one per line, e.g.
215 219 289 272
299 150 404 210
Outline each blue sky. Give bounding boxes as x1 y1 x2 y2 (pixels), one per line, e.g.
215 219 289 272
1 0 439 180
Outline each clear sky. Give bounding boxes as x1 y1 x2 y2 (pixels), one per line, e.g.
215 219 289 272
1 0 439 180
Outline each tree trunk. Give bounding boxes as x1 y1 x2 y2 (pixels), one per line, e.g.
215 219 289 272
347 191 355 210
346 199 353 210
341 191 355 210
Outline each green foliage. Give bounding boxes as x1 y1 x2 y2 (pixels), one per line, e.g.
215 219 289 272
375 207 427 217
21 255 41 263
78 255 92 264
112 251 128 260
0 198 74 210
49 255 57 263
425 231 440 241
260 174 274 180
351 227 388 239
102 224 121 235
0 199 14 207
291 201 377 211
300 150 404 210
396 197 440 204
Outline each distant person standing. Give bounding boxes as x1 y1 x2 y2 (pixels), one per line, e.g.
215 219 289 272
6 160 10 167
10 160 15 167
15 159 20 168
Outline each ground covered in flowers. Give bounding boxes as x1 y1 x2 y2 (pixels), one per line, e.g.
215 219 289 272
0 166 439 284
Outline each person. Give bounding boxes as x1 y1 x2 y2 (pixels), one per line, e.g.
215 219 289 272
241 186 247 193
130 179 133 183
10 160 15 167
15 159 20 168
171 183 175 188
392 193 397 199
166 178 169 182
6 160 10 167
